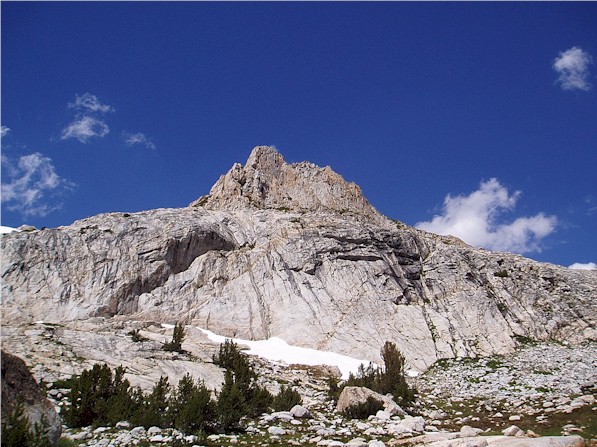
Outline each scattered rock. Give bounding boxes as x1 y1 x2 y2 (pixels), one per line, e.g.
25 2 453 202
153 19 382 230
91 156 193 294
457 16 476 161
291 404 313 419
503 425 525 437
268 426 286 436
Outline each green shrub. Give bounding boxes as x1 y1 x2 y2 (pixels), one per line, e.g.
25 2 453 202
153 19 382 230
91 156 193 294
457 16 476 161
341 341 415 407
168 374 216 434
55 438 77 447
216 370 246 432
128 329 148 343
245 385 274 417
342 396 384 419
272 385 302 411
1 402 52 447
326 375 341 403
64 364 140 428
212 339 273 416
162 323 186 353
131 376 170 428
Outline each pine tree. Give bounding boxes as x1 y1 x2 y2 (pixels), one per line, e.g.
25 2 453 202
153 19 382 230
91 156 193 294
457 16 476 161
169 373 215 434
163 322 186 353
216 370 246 432
139 376 170 428
1 402 30 447
272 385 302 411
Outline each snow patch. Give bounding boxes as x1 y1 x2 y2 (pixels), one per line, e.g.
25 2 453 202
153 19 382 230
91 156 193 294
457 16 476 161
199 328 371 379
0 226 18 234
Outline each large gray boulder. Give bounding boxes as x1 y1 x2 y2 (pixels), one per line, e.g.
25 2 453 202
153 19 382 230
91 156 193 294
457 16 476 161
336 386 405 416
1 350 62 444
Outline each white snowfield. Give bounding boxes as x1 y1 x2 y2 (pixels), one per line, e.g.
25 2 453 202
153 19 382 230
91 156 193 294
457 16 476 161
0 226 18 234
198 327 373 380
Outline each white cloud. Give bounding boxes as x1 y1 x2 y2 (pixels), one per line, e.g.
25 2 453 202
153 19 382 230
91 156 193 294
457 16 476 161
1 126 10 138
68 93 114 113
416 178 558 254
568 262 597 270
553 46 593 91
61 116 110 143
124 132 156 150
1 152 74 217
61 93 113 144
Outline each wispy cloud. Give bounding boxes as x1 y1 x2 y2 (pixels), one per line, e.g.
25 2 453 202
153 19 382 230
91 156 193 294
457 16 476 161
61 93 113 144
1 126 10 138
569 262 597 270
68 93 114 113
416 178 558 254
553 46 593 91
1 152 75 217
123 132 156 150
61 116 110 143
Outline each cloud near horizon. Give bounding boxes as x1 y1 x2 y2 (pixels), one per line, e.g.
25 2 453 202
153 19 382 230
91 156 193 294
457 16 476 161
553 46 593 91
416 178 558 254
568 262 597 270
1 152 75 217
61 93 113 143
1 126 10 138
124 132 156 150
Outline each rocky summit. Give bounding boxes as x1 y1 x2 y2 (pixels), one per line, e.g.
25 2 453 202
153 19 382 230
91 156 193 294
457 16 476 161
1 146 596 445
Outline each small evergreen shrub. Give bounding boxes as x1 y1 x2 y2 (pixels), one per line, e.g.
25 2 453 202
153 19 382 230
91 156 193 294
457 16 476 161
342 396 384 419
338 341 415 407
1 402 52 447
162 322 186 353
64 364 140 428
212 339 273 417
216 370 247 432
272 385 302 411
128 329 148 343
326 375 341 403
168 374 216 434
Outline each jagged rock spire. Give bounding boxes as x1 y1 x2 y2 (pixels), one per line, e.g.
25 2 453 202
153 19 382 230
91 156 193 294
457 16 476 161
191 146 383 221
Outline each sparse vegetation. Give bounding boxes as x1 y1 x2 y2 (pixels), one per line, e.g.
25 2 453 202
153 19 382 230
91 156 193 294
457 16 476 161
1 402 52 447
128 328 148 343
162 322 186 353
341 396 384 419
342 341 415 406
271 385 302 411
59 339 305 436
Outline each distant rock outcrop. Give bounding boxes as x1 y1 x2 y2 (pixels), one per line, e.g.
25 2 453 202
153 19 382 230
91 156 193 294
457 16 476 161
1 350 62 444
192 145 384 222
2 146 596 371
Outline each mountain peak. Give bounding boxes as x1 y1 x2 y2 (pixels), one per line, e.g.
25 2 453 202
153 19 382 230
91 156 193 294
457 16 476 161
191 146 383 220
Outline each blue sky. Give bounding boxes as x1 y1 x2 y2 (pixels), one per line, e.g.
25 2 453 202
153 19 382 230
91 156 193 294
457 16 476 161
1 2 596 269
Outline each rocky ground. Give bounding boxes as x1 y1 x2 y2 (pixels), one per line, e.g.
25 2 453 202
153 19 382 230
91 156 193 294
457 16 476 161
2 321 595 446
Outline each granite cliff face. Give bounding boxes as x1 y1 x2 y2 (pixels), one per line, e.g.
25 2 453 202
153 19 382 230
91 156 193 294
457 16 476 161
2 146 596 371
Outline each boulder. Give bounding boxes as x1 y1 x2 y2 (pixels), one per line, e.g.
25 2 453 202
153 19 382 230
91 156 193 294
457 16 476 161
503 425 525 437
336 386 406 416
1 351 62 444
290 404 312 419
